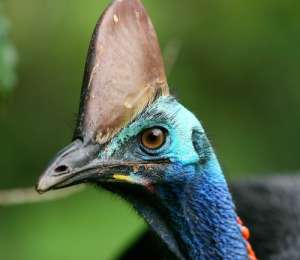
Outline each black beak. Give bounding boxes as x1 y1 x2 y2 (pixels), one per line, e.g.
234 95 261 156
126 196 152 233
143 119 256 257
36 139 102 193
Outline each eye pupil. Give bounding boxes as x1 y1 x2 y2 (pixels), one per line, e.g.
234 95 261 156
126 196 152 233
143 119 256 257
141 128 166 150
146 129 160 142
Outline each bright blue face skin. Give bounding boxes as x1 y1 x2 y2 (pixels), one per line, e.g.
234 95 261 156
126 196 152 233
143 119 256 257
98 96 247 260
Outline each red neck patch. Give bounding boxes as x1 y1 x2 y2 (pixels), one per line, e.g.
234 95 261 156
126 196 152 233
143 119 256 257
237 217 257 260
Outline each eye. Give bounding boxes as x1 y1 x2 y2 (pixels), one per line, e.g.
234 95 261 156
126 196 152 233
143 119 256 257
140 127 166 150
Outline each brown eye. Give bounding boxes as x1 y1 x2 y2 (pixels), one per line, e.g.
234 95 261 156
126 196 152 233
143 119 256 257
141 127 166 150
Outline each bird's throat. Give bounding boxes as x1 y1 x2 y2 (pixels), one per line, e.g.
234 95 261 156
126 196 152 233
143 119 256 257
133 163 251 260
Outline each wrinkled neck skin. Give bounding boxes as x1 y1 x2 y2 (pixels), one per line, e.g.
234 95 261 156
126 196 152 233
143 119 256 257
134 158 247 260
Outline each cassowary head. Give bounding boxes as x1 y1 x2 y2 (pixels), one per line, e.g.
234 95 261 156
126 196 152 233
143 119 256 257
37 0 207 208
37 0 253 259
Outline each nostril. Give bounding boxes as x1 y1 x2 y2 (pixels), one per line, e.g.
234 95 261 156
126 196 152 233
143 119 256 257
54 165 69 173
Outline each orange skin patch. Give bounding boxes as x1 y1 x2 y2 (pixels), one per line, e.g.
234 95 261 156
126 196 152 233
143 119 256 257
237 217 257 260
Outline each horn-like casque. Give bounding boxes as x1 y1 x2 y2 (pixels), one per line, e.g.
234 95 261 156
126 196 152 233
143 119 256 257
75 0 169 144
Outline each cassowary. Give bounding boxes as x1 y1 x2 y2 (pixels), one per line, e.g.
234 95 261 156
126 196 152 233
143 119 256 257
37 0 300 259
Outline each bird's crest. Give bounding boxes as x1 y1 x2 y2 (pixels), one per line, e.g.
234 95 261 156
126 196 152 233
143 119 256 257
76 0 169 144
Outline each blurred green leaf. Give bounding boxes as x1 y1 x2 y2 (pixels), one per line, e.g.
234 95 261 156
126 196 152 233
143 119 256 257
0 13 17 94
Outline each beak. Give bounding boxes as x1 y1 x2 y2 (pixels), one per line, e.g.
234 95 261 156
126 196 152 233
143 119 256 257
36 139 102 193
36 139 168 194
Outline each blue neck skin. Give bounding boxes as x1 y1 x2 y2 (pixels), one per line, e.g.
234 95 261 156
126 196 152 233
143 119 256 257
102 97 248 259
154 159 248 260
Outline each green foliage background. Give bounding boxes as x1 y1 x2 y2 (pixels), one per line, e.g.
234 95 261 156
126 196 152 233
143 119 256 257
0 12 17 94
1 0 300 259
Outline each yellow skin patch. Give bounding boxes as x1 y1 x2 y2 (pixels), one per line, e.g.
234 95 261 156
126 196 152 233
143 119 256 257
113 174 131 182
113 173 150 187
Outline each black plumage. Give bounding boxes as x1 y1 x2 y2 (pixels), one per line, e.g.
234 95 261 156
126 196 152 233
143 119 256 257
232 175 300 260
